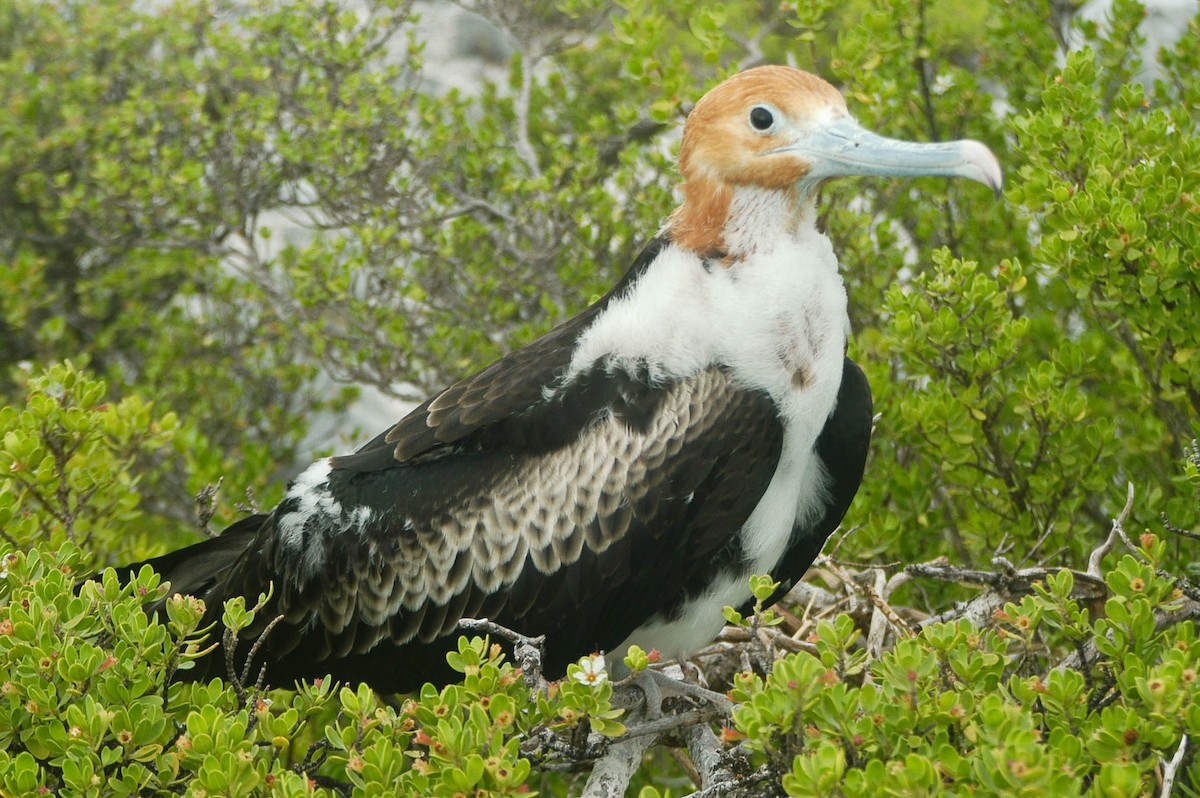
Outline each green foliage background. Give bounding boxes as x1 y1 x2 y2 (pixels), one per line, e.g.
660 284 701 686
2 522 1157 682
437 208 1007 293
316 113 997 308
1 0 1198 794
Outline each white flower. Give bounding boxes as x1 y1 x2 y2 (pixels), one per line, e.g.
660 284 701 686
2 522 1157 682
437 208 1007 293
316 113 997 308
572 653 608 687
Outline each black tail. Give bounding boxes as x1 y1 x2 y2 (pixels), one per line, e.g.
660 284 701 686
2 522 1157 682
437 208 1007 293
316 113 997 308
82 514 271 682
107 513 268 601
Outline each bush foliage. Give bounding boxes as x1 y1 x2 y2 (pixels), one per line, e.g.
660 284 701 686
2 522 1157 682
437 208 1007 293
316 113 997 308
2 0 1199 794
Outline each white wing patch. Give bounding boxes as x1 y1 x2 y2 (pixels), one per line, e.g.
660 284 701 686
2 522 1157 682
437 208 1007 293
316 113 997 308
276 458 338 580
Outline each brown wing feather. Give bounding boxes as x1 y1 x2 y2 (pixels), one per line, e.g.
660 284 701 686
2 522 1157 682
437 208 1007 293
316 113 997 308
262 367 780 668
384 319 588 460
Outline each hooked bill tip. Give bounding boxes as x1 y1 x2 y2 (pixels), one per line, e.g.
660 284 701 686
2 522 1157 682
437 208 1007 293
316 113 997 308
956 139 1004 198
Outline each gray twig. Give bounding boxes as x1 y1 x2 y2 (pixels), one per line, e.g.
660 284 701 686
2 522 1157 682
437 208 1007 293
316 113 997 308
458 617 548 692
1160 733 1188 797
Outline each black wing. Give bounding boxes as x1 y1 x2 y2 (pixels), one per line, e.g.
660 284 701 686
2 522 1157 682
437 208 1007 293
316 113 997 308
216 364 784 692
185 235 796 691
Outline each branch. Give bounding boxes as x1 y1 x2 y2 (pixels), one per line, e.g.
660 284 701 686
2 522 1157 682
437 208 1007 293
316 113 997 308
1160 734 1189 798
824 559 913 639
864 568 891 662
513 55 542 179
1086 482 1136 580
1058 597 1200 672
458 617 548 692
684 723 730 789
717 625 818 655
621 705 726 740
580 734 660 798
910 558 1107 629
239 614 285 694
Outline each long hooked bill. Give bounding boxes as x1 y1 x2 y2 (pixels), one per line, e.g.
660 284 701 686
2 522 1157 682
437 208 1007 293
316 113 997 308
786 118 1003 197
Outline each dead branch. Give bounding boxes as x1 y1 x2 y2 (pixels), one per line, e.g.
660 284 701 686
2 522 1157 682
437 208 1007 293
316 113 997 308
1160 733 1189 798
580 734 660 798
824 558 914 640
685 723 732 790
458 617 548 693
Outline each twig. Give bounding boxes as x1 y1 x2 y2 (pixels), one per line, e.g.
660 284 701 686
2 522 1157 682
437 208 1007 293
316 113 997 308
1160 733 1188 797
1160 513 1200 540
908 561 1106 599
689 765 774 798
668 744 704 790
717 625 817 655
782 576 844 614
294 738 333 781
620 706 726 740
459 617 548 692
510 42 542 179
195 478 222 538
1059 597 1200 672
865 568 891 662
223 627 243 704
826 559 913 638
920 590 1007 630
1087 526 1119 580
239 613 285 693
1109 483 1144 561
1089 480 1132 578
1103 484 1200 603
910 556 1108 630
639 665 733 712
1019 522 1058 567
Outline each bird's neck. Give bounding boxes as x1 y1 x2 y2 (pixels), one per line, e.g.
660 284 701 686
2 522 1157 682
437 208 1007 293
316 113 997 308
669 176 813 260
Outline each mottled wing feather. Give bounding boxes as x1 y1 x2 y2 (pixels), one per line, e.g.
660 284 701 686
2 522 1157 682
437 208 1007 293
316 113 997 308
249 366 782 681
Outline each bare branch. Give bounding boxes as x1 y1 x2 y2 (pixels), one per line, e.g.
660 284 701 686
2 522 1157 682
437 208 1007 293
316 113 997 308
908 555 1108 630
684 723 732 790
240 614 286 693
717 625 817 656
195 479 222 539
459 617 548 692
690 768 774 798
908 560 1107 599
621 706 726 740
513 57 542 179
1159 733 1189 798
1160 512 1200 541
1109 482 1144 561
825 559 914 639
580 734 660 798
865 568 891 662
1059 597 1200 672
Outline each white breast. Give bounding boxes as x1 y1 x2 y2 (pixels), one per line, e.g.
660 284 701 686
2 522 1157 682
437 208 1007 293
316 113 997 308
574 204 851 659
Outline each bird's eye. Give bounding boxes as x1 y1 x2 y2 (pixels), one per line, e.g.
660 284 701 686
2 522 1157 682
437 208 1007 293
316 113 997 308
749 105 775 131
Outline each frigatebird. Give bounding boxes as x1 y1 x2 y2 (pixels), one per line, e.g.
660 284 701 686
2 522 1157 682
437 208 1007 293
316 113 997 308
111 66 1001 692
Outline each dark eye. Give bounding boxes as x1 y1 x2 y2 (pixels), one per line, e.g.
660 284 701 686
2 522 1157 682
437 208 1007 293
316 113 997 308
749 105 775 131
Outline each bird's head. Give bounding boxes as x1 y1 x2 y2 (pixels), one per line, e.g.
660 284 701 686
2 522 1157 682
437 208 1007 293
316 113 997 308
670 65 1002 256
